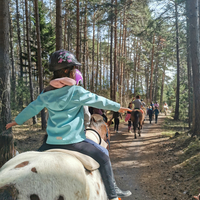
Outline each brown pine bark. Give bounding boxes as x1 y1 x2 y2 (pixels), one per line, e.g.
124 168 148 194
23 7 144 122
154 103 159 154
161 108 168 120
64 3 68 49
91 13 95 92
134 38 138 96
96 28 99 92
25 0 37 124
16 0 23 108
186 0 192 128
56 0 62 50
76 0 80 59
9 6 16 102
83 2 87 88
187 0 200 135
174 1 180 120
113 0 117 101
0 0 13 167
110 0 114 100
160 60 166 112
149 34 155 103
34 0 46 130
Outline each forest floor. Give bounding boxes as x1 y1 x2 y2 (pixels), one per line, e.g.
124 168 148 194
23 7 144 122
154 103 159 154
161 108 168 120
12 112 200 200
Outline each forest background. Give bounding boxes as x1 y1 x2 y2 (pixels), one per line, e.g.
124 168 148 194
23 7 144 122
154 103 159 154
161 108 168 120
0 0 200 168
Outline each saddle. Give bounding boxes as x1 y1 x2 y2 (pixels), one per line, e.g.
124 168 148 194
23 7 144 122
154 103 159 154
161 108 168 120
46 129 107 171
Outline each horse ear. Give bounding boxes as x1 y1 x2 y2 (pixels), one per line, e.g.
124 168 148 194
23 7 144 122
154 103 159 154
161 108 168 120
91 114 104 122
90 115 96 123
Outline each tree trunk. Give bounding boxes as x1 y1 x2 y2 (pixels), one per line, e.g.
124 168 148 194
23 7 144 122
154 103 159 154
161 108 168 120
160 60 166 112
120 10 125 104
134 38 138 96
188 0 200 135
16 0 23 108
56 0 62 50
91 13 95 92
186 0 192 128
83 2 87 88
0 0 14 168
149 34 155 103
110 0 113 100
76 0 80 59
174 1 180 120
100 36 102 90
64 3 68 49
25 0 37 124
96 27 99 92
34 0 46 130
9 6 16 102
122 20 127 104
113 0 117 101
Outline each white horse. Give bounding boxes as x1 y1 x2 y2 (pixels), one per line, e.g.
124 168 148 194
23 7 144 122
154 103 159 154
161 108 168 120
0 114 111 200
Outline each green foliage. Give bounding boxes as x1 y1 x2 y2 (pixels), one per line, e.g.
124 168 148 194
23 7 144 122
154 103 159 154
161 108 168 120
12 78 30 110
22 1 55 78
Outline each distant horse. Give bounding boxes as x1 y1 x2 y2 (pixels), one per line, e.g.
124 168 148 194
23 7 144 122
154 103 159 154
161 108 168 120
0 114 111 200
131 109 144 139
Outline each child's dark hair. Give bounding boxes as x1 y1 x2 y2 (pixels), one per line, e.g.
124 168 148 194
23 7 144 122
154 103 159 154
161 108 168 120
44 67 76 93
52 66 75 80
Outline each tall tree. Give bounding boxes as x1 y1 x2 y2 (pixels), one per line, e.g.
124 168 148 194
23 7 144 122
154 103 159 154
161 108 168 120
76 0 80 59
110 0 114 100
186 0 192 128
56 0 62 50
25 0 36 124
0 0 14 167
83 2 87 88
187 0 200 135
113 0 117 101
34 0 46 130
174 1 180 120
149 34 155 103
16 0 23 108
9 6 16 102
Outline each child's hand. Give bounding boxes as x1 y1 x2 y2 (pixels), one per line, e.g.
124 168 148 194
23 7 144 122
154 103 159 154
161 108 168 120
118 107 132 113
6 121 18 129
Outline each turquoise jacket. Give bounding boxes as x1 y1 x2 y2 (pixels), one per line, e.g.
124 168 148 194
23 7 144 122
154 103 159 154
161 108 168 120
15 85 120 145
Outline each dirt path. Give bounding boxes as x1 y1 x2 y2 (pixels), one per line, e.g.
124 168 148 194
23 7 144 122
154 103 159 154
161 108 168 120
109 114 170 200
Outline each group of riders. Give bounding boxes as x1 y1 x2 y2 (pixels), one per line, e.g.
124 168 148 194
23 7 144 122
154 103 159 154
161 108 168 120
125 96 169 129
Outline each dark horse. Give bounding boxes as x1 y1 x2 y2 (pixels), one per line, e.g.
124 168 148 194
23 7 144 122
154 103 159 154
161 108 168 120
130 110 143 139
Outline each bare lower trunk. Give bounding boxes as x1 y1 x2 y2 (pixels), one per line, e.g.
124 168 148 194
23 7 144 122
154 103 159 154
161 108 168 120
0 0 13 167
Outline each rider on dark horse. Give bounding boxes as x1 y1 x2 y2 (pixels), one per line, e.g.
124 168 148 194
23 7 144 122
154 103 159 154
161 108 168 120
131 95 144 138
132 95 144 113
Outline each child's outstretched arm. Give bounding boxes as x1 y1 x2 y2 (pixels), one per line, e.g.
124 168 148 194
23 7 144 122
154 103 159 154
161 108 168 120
118 107 132 113
6 121 18 129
